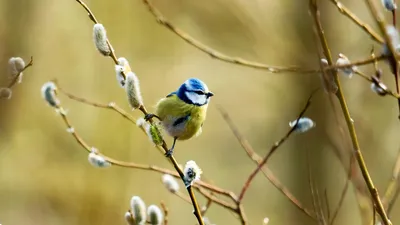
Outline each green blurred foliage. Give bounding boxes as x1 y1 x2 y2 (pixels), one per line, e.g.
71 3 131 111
0 0 399 224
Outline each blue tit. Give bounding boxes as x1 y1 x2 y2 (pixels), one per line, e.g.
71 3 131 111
145 78 214 157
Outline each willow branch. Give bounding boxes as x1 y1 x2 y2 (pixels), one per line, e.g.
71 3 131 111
237 90 316 202
310 1 391 225
54 80 137 124
218 107 317 220
329 0 384 43
160 202 169 225
364 0 400 119
139 0 318 74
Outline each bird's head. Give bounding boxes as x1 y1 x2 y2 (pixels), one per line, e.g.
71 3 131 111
177 78 214 106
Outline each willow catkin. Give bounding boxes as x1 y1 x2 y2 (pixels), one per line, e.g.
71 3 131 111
93 24 111 56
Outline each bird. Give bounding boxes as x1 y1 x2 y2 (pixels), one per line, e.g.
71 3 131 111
145 78 214 157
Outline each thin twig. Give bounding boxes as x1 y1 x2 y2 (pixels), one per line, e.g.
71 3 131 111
200 192 214 216
310 1 391 224
324 54 386 71
307 148 327 225
329 157 353 225
54 80 137 124
75 0 119 65
364 0 400 119
140 0 318 74
329 0 384 43
160 201 169 225
324 189 331 222
218 107 317 220
174 191 192 204
237 90 317 202
7 56 34 89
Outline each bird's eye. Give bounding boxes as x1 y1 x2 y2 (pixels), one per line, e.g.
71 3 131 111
194 90 205 95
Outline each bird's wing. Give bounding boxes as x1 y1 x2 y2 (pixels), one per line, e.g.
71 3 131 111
172 113 191 127
166 91 177 98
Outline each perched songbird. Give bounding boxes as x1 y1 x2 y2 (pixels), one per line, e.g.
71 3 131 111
145 78 214 157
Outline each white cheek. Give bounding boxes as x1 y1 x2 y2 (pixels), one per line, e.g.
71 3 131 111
185 92 207 105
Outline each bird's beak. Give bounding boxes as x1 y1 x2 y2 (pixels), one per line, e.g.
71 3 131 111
207 92 214 97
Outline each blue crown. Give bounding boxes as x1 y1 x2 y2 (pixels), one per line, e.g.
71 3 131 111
177 78 210 105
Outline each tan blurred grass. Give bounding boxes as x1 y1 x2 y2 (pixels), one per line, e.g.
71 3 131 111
0 0 400 224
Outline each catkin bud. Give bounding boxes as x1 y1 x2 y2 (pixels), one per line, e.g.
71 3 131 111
115 57 131 87
183 160 202 187
8 57 25 77
382 0 397 11
289 117 315 133
147 205 163 225
41 82 60 107
0 88 12 99
162 174 180 193
125 72 143 109
263 217 270 225
124 211 135 225
93 24 111 56
88 149 111 168
336 54 357 78
130 196 146 225
136 118 147 128
371 82 388 96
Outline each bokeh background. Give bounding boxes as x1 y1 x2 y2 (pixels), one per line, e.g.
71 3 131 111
0 0 399 224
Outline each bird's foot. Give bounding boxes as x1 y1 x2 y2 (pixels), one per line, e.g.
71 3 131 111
144 113 161 121
164 149 174 157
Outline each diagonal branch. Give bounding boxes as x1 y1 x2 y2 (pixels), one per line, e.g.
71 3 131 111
329 0 384 44
218 107 317 220
237 89 317 202
140 0 318 74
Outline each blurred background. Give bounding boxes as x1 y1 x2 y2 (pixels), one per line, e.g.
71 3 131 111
0 0 399 224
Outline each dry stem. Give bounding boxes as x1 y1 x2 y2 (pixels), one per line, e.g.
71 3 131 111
218 107 317 220
237 90 316 202
310 1 391 224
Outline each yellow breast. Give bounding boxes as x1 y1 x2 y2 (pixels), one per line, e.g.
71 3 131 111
155 94 208 140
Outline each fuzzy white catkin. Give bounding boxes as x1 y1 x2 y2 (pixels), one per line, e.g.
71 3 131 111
41 82 60 107
115 57 131 87
0 88 12 99
125 71 143 109
130 196 146 225
88 152 111 168
93 24 111 56
382 0 397 11
386 25 400 51
289 117 315 133
162 174 180 193
371 83 387 96
147 205 163 225
183 160 202 187
336 54 357 78
8 57 25 76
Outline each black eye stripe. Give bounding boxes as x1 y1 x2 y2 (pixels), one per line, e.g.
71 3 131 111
192 90 205 95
